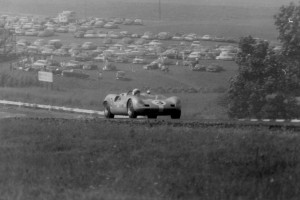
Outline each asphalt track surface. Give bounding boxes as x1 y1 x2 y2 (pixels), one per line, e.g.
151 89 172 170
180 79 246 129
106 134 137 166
1 106 300 131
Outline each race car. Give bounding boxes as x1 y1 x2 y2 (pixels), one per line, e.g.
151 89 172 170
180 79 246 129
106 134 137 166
103 89 181 119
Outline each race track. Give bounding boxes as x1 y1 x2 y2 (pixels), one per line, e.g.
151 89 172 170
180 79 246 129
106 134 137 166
1 105 300 132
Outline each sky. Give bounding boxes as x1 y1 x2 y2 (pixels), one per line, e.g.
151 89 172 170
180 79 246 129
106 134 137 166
0 0 292 8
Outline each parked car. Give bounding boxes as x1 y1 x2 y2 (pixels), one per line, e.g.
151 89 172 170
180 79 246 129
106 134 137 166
15 28 25 35
56 26 68 33
33 39 47 46
201 35 213 41
98 32 108 38
133 19 143 25
82 42 97 50
48 39 63 49
74 31 85 38
45 66 61 75
53 48 70 56
62 60 83 69
73 52 93 61
103 62 116 71
182 58 197 66
120 31 132 37
131 33 141 38
157 32 172 40
116 71 126 80
22 23 33 29
94 21 105 28
24 29 38 36
108 32 122 39
68 25 78 32
26 46 40 54
187 51 202 60
190 64 206 71
41 48 54 56
94 54 106 62
103 38 113 44
141 32 156 40
83 62 98 70
114 56 129 63
113 18 124 24
104 22 118 29
31 60 48 70
143 62 159 70
172 36 183 41
206 64 223 72
123 19 134 25
133 57 147 64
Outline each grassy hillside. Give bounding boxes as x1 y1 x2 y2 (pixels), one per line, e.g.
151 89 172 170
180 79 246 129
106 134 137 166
0 118 299 199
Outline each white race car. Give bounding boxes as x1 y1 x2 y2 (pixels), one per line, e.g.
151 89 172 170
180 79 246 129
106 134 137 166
103 89 181 119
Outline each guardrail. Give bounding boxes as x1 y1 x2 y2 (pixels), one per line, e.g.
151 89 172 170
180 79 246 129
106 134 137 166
0 100 104 116
238 118 300 123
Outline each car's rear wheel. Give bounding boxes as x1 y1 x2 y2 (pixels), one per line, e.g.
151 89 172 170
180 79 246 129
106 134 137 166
127 99 137 118
171 110 181 119
104 102 114 118
147 114 157 119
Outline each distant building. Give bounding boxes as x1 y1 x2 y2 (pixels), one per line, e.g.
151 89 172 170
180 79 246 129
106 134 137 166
58 11 77 23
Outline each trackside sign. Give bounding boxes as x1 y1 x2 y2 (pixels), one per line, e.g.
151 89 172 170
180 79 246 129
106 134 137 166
38 71 53 83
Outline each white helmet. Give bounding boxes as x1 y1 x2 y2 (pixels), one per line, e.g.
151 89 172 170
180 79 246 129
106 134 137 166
132 88 141 95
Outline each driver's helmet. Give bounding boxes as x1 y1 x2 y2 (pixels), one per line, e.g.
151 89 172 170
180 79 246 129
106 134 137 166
132 88 141 96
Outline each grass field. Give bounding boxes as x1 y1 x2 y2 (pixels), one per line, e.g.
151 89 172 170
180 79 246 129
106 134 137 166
0 118 299 200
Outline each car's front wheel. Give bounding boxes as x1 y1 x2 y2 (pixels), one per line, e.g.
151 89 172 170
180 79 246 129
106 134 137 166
171 110 181 119
127 99 137 118
104 102 114 118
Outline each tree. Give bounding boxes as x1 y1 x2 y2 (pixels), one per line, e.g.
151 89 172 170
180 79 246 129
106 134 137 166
228 2 300 119
228 35 300 119
274 2 300 57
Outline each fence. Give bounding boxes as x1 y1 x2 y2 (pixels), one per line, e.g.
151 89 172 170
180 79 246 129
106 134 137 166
0 100 104 116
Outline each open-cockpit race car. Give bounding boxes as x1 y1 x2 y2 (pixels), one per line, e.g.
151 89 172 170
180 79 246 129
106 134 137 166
103 89 181 119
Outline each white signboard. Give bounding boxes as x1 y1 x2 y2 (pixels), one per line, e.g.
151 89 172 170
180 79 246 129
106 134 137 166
38 71 53 83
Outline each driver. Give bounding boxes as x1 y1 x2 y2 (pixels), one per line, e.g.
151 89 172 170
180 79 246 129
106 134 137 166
132 88 141 96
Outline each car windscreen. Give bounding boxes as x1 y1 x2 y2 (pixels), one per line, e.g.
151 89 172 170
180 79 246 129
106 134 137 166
141 94 166 100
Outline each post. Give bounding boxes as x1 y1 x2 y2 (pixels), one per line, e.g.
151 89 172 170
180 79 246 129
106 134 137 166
158 0 161 21
84 0 87 19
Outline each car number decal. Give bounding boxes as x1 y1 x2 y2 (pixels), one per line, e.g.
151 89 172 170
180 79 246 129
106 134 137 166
152 100 165 112
152 100 166 106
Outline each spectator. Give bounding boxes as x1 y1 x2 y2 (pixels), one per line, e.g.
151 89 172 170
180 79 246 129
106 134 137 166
98 72 102 80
